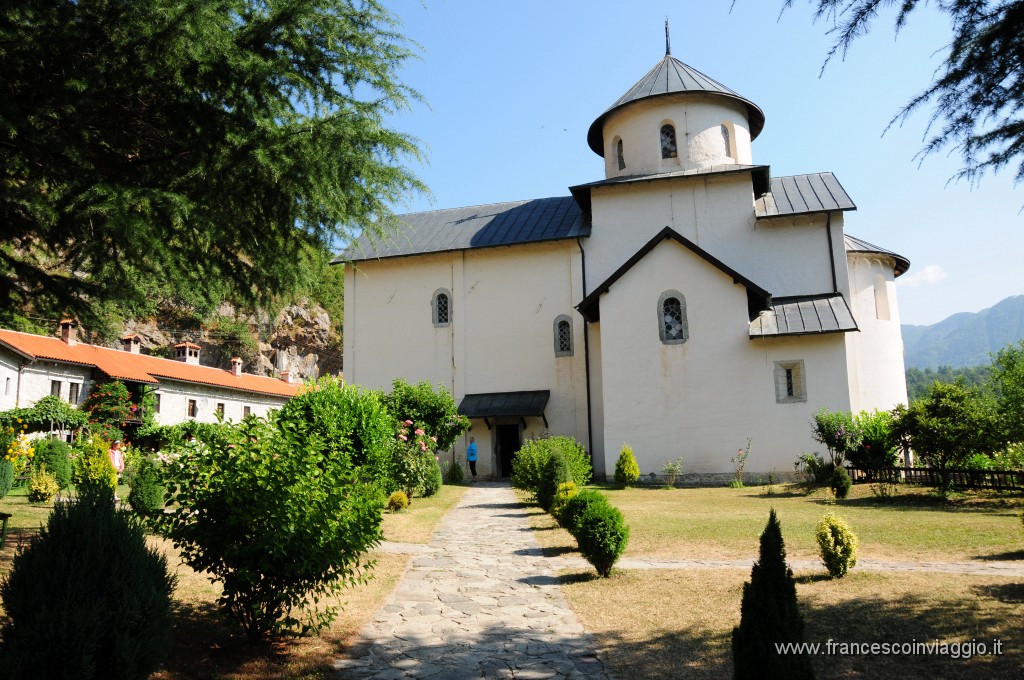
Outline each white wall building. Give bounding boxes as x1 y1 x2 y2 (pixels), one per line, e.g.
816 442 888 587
342 49 910 481
0 321 300 428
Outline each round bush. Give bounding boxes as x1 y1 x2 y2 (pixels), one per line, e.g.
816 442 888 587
387 490 410 512
614 444 640 487
0 459 13 499
127 456 165 516
511 436 592 498
421 461 443 498
816 512 859 578
830 466 852 499
537 451 572 512
445 459 464 484
561 490 609 537
0 487 175 679
72 436 117 497
577 502 630 577
33 438 73 490
27 465 59 504
551 481 578 525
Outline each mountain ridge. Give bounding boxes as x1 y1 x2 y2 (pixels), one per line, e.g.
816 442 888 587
902 295 1024 369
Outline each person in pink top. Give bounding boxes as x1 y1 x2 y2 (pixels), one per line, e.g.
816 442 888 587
109 439 125 475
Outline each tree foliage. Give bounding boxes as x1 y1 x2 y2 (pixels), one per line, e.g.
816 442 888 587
905 365 990 403
0 0 424 326
990 340 1024 442
384 379 470 452
785 0 1024 186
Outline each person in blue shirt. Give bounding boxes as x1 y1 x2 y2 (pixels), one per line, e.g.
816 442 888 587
466 436 478 481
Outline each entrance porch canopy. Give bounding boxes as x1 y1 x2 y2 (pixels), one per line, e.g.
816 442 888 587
457 390 550 429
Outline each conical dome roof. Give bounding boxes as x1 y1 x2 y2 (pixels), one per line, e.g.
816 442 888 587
587 55 765 155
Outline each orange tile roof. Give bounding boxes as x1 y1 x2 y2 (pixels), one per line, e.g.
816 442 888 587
0 328 301 399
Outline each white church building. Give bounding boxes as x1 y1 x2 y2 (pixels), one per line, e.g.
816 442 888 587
342 48 910 481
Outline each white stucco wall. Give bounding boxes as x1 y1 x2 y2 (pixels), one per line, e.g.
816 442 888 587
344 241 590 478
152 379 290 425
601 95 752 177
0 354 93 411
584 175 845 302
844 253 909 413
596 238 852 475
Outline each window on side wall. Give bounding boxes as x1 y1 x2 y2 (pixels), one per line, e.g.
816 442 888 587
616 138 626 170
216 402 225 418
154 393 161 413
50 380 61 398
432 288 452 327
69 383 80 404
188 399 198 418
660 124 678 159
554 315 573 357
243 405 251 417
774 360 807 403
720 123 732 158
658 290 688 345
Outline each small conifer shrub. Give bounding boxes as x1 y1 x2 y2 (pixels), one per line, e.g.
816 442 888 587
127 456 165 516
386 490 410 512
830 466 852 500
614 444 640 487
551 481 579 525
576 502 630 577
732 509 815 680
33 438 73 490
0 487 175 679
561 490 609 537
421 461 443 497
27 465 59 504
0 459 13 499
445 459 464 484
816 512 859 578
537 451 572 512
72 436 117 497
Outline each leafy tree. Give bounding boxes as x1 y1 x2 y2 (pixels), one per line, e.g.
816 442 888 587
905 365 990 403
894 381 1000 491
784 0 1024 186
0 395 88 434
990 340 1024 443
80 380 134 441
848 409 899 469
156 413 384 642
732 509 815 679
810 408 861 466
384 379 470 452
0 0 424 326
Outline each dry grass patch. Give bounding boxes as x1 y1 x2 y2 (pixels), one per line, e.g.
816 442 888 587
561 568 1024 680
380 483 467 544
600 484 1024 563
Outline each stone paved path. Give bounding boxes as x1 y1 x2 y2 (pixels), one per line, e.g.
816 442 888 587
334 483 612 680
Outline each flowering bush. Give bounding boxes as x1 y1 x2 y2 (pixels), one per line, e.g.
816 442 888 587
811 408 862 466
1 420 34 498
384 379 469 452
389 420 439 502
81 380 134 441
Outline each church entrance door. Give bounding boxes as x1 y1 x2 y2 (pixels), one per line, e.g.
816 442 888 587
495 423 521 478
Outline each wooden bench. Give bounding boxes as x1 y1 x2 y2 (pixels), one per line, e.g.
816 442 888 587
0 511 11 550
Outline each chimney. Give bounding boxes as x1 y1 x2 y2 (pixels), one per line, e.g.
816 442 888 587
230 356 243 377
120 334 141 354
174 342 201 365
280 369 293 384
59 318 78 346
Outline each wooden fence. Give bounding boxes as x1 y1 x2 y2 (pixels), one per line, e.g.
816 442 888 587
846 466 1024 491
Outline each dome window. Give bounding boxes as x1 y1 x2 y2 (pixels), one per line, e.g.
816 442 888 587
660 124 678 159
616 138 626 170
721 123 733 159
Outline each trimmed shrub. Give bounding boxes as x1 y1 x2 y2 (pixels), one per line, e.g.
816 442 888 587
0 459 13 499
816 512 859 578
421 461 443 498
537 451 572 512
0 487 175 679
560 490 609 537
33 437 73 489
387 491 410 512
830 466 852 500
551 481 578 525
576 502 630 577
614 444 640 487
127 456 165 516
27 465 59 504
445 459 464 484
72 435 117 497
511 435 592 498
732 509 815 680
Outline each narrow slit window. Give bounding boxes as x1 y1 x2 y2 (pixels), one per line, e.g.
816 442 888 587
554 316 573 357
721 124 731 158
616 138 625 170
774 360 807 403
660 124 678 159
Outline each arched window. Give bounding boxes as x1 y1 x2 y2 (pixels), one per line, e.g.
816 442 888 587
720 124 731 158
660 124 678 159
658 290 688 344
432 288 451 327
616 138 626 170
554 315 573 357
873 273 891 320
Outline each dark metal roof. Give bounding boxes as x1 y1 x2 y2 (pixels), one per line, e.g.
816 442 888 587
338 197 588 263
458 391 551 419
577 226 771 323
588 55 766 155
755 173 856 218
844 234 911 277
749 294 858 338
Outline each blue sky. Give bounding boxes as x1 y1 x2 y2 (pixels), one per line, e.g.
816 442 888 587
380 0 1022 326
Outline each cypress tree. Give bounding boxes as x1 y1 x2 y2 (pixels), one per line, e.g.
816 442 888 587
731 509 815 679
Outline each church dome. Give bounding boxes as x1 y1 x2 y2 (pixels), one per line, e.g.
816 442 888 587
587 54 765 156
